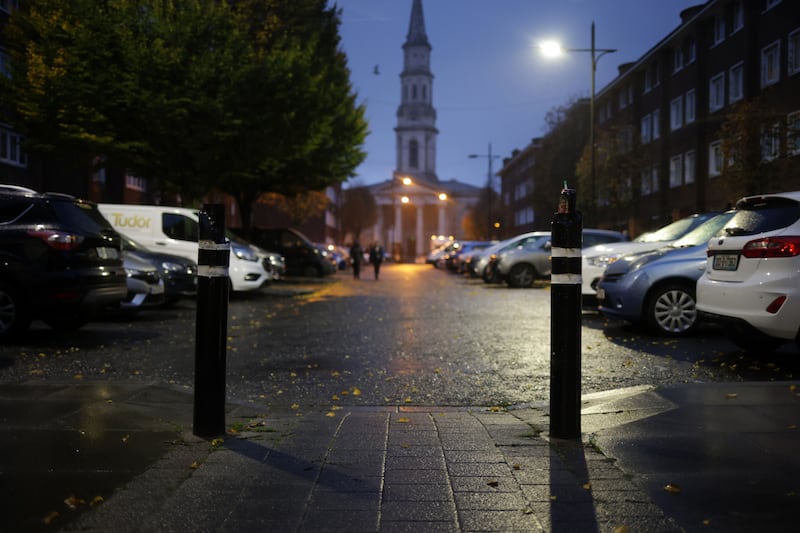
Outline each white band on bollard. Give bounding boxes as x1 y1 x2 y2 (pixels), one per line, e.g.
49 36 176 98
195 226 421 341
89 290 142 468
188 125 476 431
551 247 581 258
197 265 229 278
551 273 582 284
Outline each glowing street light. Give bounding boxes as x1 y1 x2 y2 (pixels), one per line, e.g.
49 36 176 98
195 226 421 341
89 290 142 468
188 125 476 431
539 22 616 225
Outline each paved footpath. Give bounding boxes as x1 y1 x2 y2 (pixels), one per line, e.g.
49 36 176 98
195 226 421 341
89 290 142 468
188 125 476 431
2 381 799 532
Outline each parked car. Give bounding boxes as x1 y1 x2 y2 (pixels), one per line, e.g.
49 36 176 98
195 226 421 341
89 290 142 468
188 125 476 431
596 211 735 336
582 212 720 300
0 186 128 339
696 191 800 352
120 235 196 305
455 241 496 274
241 228 336 278
427 241 457 268
120 251 166 309
443 241 494 272
492 229 628 288
469 232 550 281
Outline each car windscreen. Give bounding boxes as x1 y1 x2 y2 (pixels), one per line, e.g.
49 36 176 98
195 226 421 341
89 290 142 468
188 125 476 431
633 215 710 243
723 197 800 236
671 212 735 247
50 199 116 235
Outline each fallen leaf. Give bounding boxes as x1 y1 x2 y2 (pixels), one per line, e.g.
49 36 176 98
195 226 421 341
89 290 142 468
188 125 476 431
725 393 738 400
325 411 336 417
583 483 592 491
512 464 521 470
73 374 83 380
332 395 340 401
351 387 362 396
121 434 130 443
43 511 60 525
291 403 300 409
190 461 201 469
64 495 85 510
613 526 630 533
663 483 681 494
486 480 499 488
89 496 104 507
210 438 224 448
397 417 410 423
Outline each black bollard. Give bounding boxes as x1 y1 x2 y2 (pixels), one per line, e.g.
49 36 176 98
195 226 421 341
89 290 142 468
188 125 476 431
193 204 230 438
549 186 583 439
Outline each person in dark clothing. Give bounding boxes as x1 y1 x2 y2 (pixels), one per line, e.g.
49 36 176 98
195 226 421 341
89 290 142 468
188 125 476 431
349 241 363 279
369 242 384 280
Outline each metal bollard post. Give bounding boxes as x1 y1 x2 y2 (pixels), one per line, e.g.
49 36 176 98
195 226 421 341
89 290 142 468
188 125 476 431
549 186 583 439
193 204 230 438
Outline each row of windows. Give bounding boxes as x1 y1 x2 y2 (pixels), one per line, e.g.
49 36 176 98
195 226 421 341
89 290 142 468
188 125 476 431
403 83 429 103
0 127 26 168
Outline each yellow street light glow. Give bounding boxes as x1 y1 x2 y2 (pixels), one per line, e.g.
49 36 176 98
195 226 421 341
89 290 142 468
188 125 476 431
402 177 412 185
401 196 410 203
438 193 447 201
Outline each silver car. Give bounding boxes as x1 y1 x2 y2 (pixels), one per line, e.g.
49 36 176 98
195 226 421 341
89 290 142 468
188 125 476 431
494 229 628 288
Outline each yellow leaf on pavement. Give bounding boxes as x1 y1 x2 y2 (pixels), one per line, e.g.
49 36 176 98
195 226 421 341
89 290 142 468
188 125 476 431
664 483 681 494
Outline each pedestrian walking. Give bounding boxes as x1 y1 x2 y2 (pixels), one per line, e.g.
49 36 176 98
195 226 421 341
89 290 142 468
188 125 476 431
349 240 363 279
369 242 384 280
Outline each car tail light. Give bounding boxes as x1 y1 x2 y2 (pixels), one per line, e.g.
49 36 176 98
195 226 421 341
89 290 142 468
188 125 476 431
741 236 800 258
28 230 85 251
766 295 787 314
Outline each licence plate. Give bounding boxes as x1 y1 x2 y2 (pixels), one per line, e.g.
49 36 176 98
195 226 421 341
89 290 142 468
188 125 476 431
712 253 739 271
96 247 120 259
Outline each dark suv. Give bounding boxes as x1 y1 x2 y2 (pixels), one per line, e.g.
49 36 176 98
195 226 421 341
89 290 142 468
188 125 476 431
242 227 336 278
0 186 127 339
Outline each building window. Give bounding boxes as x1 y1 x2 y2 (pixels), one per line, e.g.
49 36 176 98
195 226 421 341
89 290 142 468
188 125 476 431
687 38 696 64
788 111 800 156
125 174 146 192
684 150 696 184
0 49 9 78
789 28 800 76
670 96 683 131
412 84 418 100
619 84 633 109
641 114 651 144
0 126 27 167
714 15 726 46
641 168 652 196
618 127 634 153
0 1 19 14
409 139 419 168
732 1 744 33
669 155 683 188
674 47 684 73
651 165 660 193
709 72 725 112
761 122 781 161
651 110 661 140
709 141 723 176
729 61 744 103
761 41 781 87
685 89 696 124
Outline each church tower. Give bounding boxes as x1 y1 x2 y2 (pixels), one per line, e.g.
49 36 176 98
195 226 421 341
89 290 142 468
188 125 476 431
395 0 438 184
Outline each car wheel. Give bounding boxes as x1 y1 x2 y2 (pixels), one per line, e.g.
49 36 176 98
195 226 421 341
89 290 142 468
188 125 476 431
42 314 91 331
507 264 536 288
303 265 322 278
730 333 785 354
646 283 697 336
0 281 31 340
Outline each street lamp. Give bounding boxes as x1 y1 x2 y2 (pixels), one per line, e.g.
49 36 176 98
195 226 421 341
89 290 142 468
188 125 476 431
468 143 501 239
540 22 616 226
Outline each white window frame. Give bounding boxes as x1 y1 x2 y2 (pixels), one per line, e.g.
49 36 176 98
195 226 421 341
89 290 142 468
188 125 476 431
669 155 683 188
684 150 696 184
789 28 800 76
714 15 726 46
674 48 684 73
652 110 660 140
709 141 723 177
732 0 744 33
788 111 800 156
761 122 781 161
685 89 696 124
709 72 725 112
651 165 660 193
729 61 744 103
670 96 683 131
687 39 696 64
640 168 652 196
0 127 26 167
761 40 781 87
641 114 651 144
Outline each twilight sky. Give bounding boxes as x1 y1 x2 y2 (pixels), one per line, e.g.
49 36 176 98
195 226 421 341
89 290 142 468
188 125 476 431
330 0 704 189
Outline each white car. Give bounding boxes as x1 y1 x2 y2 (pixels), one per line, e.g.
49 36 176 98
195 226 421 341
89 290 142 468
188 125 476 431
582 212 720 299
696 191 800 352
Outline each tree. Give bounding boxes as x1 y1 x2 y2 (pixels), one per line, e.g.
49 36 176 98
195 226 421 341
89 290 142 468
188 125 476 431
257 190 330 227
1 0 367 225
718 97 794 200
339 186 376 241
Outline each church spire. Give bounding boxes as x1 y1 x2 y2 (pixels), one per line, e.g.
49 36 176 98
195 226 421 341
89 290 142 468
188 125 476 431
395 0 438 184
405 0 429 48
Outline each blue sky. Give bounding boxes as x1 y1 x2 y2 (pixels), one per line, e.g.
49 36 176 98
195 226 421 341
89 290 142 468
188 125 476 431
330 0 704 188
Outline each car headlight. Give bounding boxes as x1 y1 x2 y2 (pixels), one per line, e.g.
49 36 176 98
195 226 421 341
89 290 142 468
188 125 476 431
161 261 190 273
586 254 621 268
231 242 258 262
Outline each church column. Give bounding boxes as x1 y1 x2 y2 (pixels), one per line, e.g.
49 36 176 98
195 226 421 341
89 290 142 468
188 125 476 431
416 205 424 257
437 202 445 236
394 203 403 250
374 206 383 245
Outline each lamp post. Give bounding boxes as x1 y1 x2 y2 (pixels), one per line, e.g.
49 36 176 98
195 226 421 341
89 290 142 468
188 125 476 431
540 22 616 226
469 143 501 239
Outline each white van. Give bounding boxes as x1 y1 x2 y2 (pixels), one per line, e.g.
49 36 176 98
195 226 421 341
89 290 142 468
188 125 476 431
98 204 269 292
